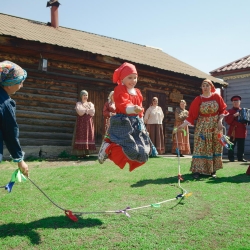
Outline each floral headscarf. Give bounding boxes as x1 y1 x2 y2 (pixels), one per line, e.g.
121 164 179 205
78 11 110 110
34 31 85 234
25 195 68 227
0 61 27 86
202 79 216 93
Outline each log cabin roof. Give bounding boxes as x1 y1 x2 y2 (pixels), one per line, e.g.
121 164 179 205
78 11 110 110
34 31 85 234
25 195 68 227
0 13 227 86
210 54 250 77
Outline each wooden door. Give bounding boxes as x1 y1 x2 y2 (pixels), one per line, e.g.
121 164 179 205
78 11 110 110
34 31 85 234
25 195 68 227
77 83 113 147
145 90 166 115
145 90 167 152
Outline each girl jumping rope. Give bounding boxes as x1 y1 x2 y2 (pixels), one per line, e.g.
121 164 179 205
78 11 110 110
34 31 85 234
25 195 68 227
98 62 151 171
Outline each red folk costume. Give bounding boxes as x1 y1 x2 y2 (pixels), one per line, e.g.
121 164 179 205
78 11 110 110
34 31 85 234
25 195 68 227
113 85 143 117
225 95 247 162
72 100 96 155
186 91 228 175
100 62 151 171
103 100 116 134
225 108 247 139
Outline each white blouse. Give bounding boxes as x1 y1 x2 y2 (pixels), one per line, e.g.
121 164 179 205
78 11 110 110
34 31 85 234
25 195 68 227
75 102 95 116
144 106 164 124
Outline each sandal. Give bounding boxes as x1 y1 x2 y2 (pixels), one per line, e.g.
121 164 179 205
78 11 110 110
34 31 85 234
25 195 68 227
211 171 216 178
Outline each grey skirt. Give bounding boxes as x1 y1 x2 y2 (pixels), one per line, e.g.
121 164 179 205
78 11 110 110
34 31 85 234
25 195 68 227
108 114 151 163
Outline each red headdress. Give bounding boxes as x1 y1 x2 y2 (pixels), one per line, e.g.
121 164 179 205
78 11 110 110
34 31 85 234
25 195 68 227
113 62 137 85
202 79 216 93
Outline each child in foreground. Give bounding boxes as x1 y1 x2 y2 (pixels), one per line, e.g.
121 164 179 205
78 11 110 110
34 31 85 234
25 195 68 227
98 62 151 171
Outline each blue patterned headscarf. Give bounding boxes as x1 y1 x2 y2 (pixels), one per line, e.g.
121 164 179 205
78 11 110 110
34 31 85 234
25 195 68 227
0 61 27 86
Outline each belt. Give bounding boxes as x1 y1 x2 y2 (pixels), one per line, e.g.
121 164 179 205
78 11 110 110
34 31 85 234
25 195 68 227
199 112 218 117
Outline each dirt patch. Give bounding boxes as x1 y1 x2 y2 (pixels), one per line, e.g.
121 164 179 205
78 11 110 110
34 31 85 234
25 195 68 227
0 156 98 170
32 160 96 168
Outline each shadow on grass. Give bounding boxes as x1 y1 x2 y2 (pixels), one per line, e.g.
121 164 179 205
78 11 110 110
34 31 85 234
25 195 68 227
131 172 250 188
222 160 249 166
131 173 194 188
206 173 250 184
0 215 102 245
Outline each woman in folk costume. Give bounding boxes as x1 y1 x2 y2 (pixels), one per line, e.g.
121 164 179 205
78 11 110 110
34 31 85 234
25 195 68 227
72 90 96 157
172 100 191 157
144 97 165 154
177 79 228 179
0 60 29 177
102 91 116 135
98 62 151 171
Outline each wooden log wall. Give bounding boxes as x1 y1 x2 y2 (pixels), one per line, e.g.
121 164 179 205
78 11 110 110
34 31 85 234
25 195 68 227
138 74 201 153
0 40 202 155
16 75 77 147
0 49 117 155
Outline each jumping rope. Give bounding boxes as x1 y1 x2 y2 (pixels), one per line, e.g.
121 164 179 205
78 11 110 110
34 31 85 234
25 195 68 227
174 125 233 149
11 118 234 220
1 129 192 222
1 169 190 221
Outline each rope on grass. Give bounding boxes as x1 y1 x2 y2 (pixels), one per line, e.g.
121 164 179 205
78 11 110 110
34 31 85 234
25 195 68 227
1 130 191 221
27 173 190 221
30 128 190 220
1 165 191 221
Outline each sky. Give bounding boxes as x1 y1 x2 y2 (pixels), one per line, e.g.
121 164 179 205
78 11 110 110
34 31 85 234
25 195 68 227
1 0 249 74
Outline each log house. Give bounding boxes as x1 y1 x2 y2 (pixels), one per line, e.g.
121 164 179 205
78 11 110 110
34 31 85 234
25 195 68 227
0 12 227 158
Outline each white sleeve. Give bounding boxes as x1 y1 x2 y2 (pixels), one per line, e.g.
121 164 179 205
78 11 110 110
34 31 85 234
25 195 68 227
126 106 135 114
75 102 86 116
144 108 150 123
87 102 95 116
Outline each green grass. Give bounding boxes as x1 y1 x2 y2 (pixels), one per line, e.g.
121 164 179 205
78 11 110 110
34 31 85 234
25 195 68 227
0 157 250 250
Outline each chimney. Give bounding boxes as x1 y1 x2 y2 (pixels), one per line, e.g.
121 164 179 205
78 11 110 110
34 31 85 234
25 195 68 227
46 0 60 28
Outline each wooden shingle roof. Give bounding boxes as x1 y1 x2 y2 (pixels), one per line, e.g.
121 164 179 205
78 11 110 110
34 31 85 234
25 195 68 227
0 13 227 85
210 55 250 76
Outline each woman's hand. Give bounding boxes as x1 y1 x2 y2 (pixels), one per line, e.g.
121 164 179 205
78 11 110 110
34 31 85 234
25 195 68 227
218 120 223 131
18 161 29 177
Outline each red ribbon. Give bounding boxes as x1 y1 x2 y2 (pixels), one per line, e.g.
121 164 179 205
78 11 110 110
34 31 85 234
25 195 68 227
178 174 184 181
65 210 78 222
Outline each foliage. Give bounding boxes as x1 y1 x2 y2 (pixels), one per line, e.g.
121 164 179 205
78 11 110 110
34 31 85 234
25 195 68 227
58 151 78 160
25 155 44 162
58 150 71 159
0 157 249 249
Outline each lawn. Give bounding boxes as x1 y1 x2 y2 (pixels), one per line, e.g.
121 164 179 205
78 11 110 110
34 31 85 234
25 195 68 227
0 156 250 250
